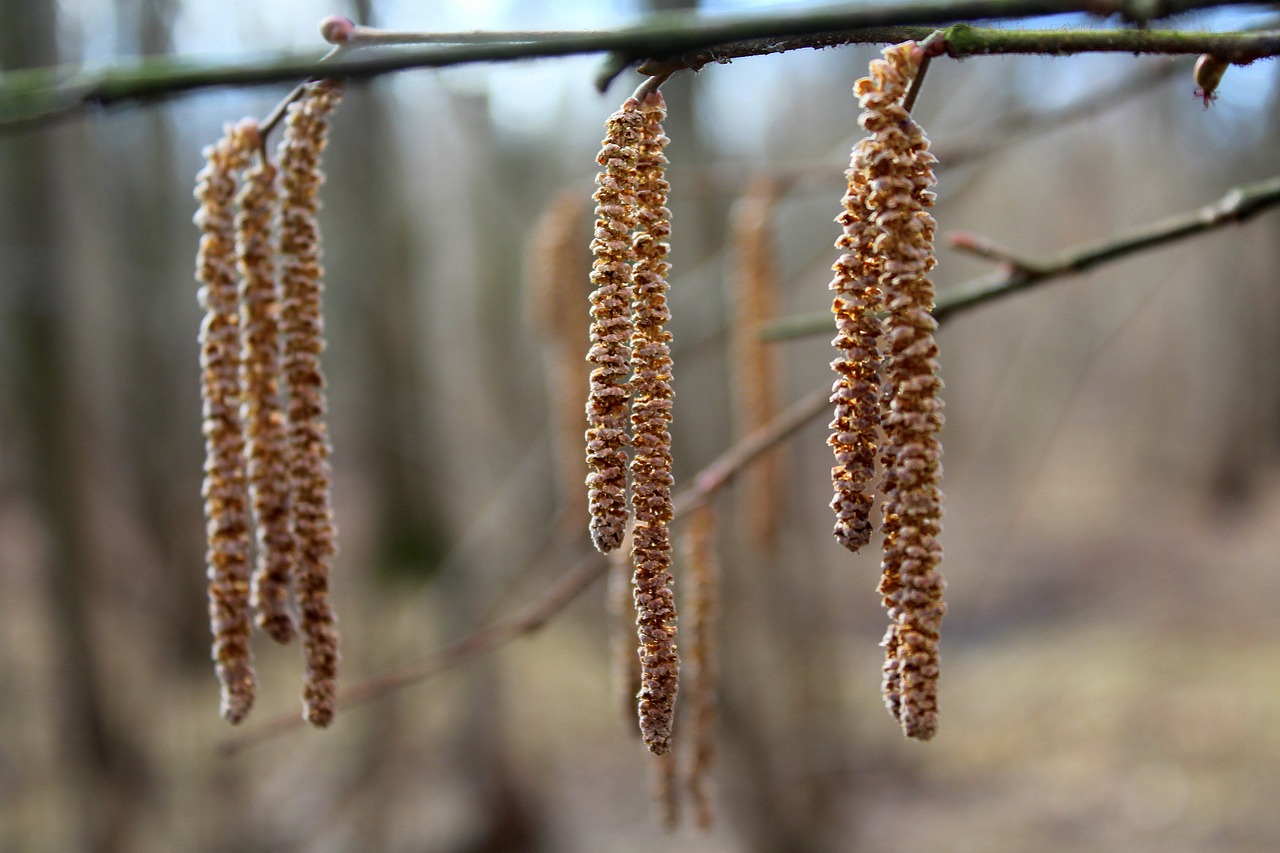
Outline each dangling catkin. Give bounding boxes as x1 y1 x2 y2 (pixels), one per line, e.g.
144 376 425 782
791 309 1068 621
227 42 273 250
278 78 344 727
828 126 884 554
586 98 644 554
195 119 258 724
235 137 298 647
859 43 946 741
730 179 785 552
629 90 679 756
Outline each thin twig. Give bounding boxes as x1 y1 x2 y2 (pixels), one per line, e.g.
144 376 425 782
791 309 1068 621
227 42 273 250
649 55 1186 201
946 230 1039 271
764 173 1280 339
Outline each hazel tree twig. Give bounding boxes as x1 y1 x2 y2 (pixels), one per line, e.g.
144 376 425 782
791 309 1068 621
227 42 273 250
3 0 1277 129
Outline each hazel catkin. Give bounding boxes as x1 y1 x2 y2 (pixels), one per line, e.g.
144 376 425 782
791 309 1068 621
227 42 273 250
235 137 298 647
195 119 259 724
629 91 679 756
586 98 644 554
278 78 344 727
859 42 947 742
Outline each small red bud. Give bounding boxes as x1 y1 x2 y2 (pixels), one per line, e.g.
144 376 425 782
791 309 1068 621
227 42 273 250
320 15 355 45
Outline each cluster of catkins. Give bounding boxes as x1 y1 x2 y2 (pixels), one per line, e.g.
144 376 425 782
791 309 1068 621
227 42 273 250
192 79 343 727
828 42 947 741
585 90 680 756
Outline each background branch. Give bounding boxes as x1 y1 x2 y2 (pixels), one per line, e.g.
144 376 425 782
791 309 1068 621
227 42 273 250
763 173 1280 340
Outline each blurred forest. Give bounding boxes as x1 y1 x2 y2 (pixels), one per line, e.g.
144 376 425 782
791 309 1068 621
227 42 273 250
4 0 1280 851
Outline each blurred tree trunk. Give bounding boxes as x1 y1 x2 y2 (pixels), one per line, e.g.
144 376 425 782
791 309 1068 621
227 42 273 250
0 2 148 850
111 0 214 670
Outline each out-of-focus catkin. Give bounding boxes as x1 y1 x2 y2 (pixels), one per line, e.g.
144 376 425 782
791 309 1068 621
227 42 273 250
731 179 785 552
235 142 298 646
629 91 679 756
682 504 720 829
858 43 946 741
195 120 258 724
527 188 592 532
278 78 344 727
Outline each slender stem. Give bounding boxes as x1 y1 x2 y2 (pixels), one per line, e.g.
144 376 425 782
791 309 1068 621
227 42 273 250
765 173 1280 339
343 26 606 45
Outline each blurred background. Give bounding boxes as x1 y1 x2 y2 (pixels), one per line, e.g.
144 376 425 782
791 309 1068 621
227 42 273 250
4 0 1280 850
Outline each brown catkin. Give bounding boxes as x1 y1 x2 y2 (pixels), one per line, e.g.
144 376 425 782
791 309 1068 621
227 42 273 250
630 91 679 756
828 123 884 554
235 141 298 646
682 504 720 829
195 120 258 724
586 99 644 554
278 78 344 727
859 43 947 741
730 179 785 552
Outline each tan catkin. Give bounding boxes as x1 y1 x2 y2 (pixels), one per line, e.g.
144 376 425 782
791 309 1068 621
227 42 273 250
278 78 344 727
730 179 785 552
586 98 644 554
526 188 592 531
858 43 946 741
235 140 298 646
629 91 679 756
828 129 884 554
195 120 258 724
682 504 720 829
653 753 682 830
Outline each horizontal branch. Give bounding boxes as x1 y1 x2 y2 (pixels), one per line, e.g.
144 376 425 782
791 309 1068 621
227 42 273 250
764 172 1280 339
939 22 1280 61
1 0 1271 130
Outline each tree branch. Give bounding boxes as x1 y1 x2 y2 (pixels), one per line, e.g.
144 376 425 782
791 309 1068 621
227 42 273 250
1 0 1274 130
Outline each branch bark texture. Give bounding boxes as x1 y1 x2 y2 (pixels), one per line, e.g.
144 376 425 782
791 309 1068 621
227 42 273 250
1 0 1275 129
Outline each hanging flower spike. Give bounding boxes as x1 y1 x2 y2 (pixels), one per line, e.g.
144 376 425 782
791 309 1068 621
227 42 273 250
587 99 644 554
195 119 258 724
278 78 344 727
527 188 593 530
828 131 885 554
235 129 298 647
732 179 786 552
860 42 947 741
630 90 679 756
